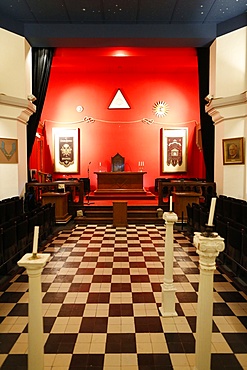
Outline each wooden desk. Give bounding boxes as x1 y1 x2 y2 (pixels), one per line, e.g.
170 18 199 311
42 192 72 224
94 172 146 194
172 192 201 221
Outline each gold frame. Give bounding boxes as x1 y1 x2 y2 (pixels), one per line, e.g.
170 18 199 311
222 137 244 165
162 128 188 173
53 128 79 173
0 138 18 164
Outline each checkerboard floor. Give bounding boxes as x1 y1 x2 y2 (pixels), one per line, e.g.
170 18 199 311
0 224 246 370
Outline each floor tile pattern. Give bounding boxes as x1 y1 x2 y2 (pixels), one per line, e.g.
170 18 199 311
0 224 246 369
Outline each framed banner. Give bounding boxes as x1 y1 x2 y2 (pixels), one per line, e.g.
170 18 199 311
53 128 79 173
0 138 18 164
222 137 244 165
162 128 187 173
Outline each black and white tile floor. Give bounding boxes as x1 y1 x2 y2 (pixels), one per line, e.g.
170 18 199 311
0 224 246 369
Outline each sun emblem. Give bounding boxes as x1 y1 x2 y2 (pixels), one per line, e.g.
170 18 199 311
152 101 169 118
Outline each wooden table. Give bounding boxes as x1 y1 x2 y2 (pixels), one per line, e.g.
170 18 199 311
42 192 72 224
94 172 147 194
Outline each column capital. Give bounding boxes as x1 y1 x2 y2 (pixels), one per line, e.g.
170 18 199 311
193 232 225 271
163 211 178 223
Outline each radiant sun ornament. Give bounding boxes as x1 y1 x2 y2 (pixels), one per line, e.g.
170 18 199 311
152 101 169 118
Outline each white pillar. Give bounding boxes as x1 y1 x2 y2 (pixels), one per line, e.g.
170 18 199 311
159 211 178 317
18 253 50 370
193 232 225 370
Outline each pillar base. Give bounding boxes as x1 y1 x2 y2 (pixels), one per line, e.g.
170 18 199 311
159 284 177 317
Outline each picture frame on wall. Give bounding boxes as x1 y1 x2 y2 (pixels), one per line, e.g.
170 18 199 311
162 128 188 173
222 137 244 165
53 128 79 173
0 138 18 164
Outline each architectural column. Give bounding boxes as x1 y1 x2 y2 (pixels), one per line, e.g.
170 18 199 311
159 211 178 317
193 232 225 370
18 253 50 370
0 94 36 198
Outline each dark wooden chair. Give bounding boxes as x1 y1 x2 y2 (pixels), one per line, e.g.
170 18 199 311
111 153 125 172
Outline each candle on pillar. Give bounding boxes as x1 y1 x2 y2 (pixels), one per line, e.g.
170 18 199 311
169 195 173 212
207 197 216 226
32 226 39 255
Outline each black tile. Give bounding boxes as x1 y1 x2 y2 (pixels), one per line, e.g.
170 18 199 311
80 317 108 333
214 274 228 282
45 333 77 353
173 275 189 282
135 317 163 333
109 304 133 316
223 333 247 353
176 292 198 303
69 283 91 292
112 268 130 275
54 275 74 283
76 268 95 275
211 354 243 370
106 333 136 353
42 292 66 303
0 333 20 353
111 283 131 292
43 317 56 333
132 292 155 303
181 267 199 274
213 303 235 316
58 304 85 317
138 354 172 369
8 303 28 316
1 354 27 370
87 293 110 303
0 292 24 303
218 291 246 302
92 275 111 283
131 275 150 282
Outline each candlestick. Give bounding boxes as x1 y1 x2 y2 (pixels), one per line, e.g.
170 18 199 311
32 226 39 255
207 197 216 226
169 195 173 212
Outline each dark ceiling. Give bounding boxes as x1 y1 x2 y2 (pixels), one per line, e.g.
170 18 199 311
0 0 247 47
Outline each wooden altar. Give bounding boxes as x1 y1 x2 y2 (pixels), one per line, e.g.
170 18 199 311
94 172 147 194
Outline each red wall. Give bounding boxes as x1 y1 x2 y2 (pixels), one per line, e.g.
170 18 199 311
36 47 205 191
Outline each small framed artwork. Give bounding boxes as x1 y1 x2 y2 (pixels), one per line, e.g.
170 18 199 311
0 138 18 164
162 128 188 173
222 137 244 165
53 128 79 173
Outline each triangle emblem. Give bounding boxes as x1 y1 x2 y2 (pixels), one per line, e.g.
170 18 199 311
108 89 130 109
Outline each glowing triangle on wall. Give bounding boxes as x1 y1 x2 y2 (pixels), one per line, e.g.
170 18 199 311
108 89 130 109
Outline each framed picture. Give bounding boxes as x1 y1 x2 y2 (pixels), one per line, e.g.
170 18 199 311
162 128 188 173
222 137 244 165
53 128 79 173
0 138 18 164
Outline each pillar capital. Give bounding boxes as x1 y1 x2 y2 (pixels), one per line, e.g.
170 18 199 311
193 232 225 271
163 211 178 223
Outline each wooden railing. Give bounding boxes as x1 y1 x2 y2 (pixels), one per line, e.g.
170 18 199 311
25 180 84 205
157 179 216 206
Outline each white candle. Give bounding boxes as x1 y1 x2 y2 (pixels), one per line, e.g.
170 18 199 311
169 195 172 212
32 226 39 255
207 197 216 226
138 161 140 166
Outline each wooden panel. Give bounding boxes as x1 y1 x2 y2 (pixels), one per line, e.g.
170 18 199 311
113 201 128 227
42 192 72 224
94 172 146 194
